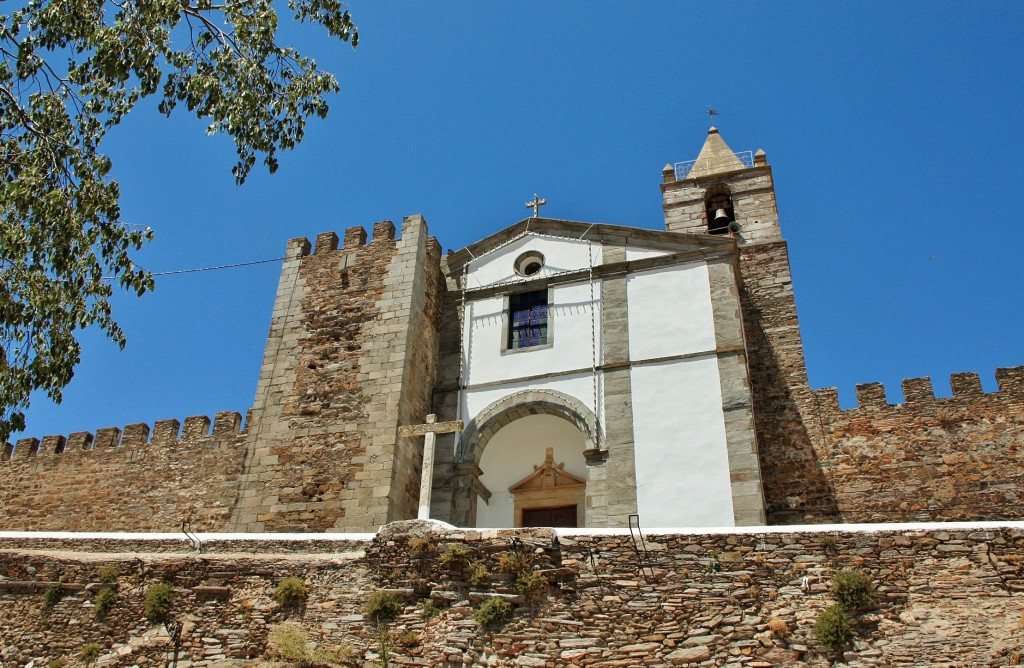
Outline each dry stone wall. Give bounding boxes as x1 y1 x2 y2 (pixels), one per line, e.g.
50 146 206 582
0 411 248 531
2 522 1024 667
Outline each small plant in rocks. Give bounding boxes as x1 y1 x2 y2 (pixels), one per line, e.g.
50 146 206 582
813 604 852 649
97 567 119 584
365 590 402 622
439 543 473 570
497 551 532 574
144 583 174 622
94 587 118 618
515 571 549 601
273 577 310 607
474 597 513 627
43 582 65 609
78 643 102 665
831 569 873 611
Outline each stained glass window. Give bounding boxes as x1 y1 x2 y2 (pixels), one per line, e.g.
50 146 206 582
509 290 548 349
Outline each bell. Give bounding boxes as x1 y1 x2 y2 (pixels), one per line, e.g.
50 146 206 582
713 208 731 225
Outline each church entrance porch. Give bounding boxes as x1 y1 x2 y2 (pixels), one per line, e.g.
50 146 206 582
474 413 588 528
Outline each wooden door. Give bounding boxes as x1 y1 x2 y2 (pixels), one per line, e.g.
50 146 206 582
522 505 578 528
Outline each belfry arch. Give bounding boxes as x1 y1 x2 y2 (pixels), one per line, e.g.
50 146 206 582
451 389 606 528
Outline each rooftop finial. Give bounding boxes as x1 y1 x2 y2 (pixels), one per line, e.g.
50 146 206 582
525 194 547 218
706 106 719 132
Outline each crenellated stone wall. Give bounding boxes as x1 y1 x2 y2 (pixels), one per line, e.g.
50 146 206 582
0 411 248 531
2 522 1024 667
228 214 445 533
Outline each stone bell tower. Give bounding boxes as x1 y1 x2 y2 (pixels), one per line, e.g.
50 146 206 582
661 128 833 524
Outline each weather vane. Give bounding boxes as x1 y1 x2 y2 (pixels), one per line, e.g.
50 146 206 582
707 106 719 123
526 193 547 218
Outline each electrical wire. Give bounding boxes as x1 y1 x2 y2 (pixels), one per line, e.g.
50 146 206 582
103 256 285 280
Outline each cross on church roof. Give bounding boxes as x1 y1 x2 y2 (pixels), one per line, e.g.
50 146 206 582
525 194 547 218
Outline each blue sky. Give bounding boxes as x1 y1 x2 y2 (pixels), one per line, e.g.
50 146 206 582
16 2 1024 438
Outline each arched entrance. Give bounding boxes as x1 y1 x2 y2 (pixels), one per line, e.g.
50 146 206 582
455 389 603 528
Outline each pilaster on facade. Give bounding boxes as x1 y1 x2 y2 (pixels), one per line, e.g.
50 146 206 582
598 245 639 525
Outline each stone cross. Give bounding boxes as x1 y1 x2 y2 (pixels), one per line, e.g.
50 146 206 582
398 414 464 520
525 193 547 218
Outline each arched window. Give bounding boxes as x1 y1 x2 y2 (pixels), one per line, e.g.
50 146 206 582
704 184 735 235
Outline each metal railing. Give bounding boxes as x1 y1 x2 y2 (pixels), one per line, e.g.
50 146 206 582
674 149 754 180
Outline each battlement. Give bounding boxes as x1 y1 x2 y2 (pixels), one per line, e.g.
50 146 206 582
291 217 442 260
2 410 251 462
812 365 1024 413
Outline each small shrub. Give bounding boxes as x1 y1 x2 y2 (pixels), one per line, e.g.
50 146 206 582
48 658 65 668
43 582 65 609
78 643 102 664
396 630 420 648
421 599 443 619
705 550 722 574
936 407 958 430
439 543 473 570
144 583 175 623
268 623 345 666
97 567 119 584
813 604 852 649
408 536 434 556
515 571 549 601
831 569 873 611
474 597 513 627
94 587 118 618
497 551 532 574
273 577 309 607
767 616 789 638
468 560 489 587
365 590 402 622
1008 650 1022 666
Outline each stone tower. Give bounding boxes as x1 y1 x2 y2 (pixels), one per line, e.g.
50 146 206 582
661 127 832 523
229 216 445 532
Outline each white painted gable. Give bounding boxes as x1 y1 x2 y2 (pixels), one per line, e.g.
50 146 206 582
466 233 601 288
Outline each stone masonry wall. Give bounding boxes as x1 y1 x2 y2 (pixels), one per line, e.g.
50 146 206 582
230 216 444 533
0 412 248 531
3 522 1024 667
807 367 1024 522
736 240 837 525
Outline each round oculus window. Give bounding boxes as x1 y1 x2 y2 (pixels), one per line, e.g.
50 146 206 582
514 251 545 277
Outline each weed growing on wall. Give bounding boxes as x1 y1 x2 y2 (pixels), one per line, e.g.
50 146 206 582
268 623 352 666
767 616 789 638
408 536 434 557
273 577 310 608
439 543 473 570
42 582 65 609
468 560 489 587
365 590 402 622
144 583 174 623
421 599 443 619
813 604 852 649
97 567 119 584
831 569 873 611
474 597 513 627
515 571 549 601
94 588 117 618
497 551 532 574
78 643 102 665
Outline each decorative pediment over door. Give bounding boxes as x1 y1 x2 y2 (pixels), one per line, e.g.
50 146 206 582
508 447 586 527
